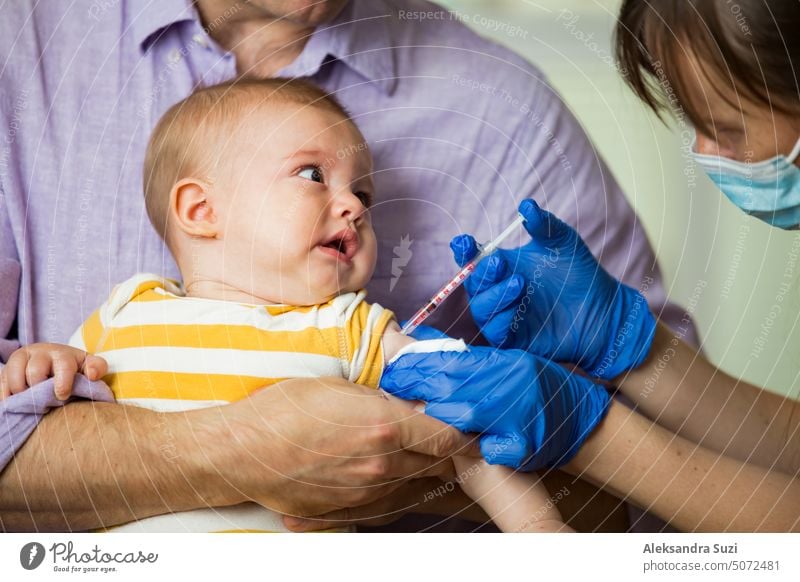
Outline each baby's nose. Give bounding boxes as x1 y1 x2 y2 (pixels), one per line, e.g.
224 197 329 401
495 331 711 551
332 190 364 219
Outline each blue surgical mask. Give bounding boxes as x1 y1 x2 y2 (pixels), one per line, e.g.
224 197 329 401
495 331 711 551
691 135 800 230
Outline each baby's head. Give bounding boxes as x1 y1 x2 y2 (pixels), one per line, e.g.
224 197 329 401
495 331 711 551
143 79 377 305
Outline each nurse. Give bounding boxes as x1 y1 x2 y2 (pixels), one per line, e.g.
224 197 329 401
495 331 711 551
382 0 800 531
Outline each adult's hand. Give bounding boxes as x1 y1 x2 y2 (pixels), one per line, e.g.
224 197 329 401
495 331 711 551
381 347 611 471
0 376 476 531
450 199 656 380
281 476 488 531
209 376 478 517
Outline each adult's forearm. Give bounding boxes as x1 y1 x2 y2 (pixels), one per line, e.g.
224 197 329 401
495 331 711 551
616 322 799 471
568 400 800 532
0 401 236 531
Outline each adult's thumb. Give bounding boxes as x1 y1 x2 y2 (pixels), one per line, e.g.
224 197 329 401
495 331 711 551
518 198 570 246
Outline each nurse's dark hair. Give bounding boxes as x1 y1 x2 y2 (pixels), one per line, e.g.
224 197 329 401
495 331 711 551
615 0 799 137
143 78 351 243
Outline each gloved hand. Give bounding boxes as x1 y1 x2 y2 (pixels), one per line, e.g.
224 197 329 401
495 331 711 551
381 346 611 471
450 199 657 380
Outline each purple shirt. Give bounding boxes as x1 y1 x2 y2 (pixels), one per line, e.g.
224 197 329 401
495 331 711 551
0 0 694 469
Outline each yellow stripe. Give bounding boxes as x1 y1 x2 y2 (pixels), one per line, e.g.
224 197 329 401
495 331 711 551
134 278 163 298
106 371 288 401
355 310 394 388
118 278 181 303
129 289 175 303
264 298 337 316
97 324 343 356
81 309 105 354
342 295 377 364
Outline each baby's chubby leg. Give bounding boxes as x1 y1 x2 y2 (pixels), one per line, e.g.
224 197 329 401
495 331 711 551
452 456 572 533
384 391 571 532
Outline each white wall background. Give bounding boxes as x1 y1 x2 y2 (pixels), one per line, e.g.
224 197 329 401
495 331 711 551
440 0 800 397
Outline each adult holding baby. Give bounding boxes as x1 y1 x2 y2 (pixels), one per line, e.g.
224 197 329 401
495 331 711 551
384 0 800 531
1 0 688 531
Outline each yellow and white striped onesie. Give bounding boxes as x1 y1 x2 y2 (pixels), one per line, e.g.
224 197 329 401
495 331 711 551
68 273 396 532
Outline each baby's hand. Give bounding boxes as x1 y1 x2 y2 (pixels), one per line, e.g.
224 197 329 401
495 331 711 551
0 343 107 401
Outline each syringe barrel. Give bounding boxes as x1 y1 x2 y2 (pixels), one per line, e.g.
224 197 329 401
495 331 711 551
399 212 525 336
400 260 477 334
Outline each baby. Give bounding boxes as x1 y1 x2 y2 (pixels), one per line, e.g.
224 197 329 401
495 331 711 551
0 79 569 533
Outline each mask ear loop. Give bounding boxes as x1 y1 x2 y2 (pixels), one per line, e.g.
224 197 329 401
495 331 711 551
785 136 800 165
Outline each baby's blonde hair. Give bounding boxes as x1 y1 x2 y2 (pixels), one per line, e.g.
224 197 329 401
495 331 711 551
143 78 351 243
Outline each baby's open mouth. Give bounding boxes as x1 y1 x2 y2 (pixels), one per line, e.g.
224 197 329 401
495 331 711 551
317 227 360 264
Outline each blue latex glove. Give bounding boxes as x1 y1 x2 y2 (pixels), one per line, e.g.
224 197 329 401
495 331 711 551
450 199 656 380
381 347 611 471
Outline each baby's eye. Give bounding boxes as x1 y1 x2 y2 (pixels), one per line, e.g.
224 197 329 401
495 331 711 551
355 191 372 208
298 166 324 183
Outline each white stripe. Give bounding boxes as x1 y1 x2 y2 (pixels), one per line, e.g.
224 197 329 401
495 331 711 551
387 338 468 364
99 273 178 325
336 290 366 318
98 347 345 378
118 398 229 411
104 503 293 533
67 326 86 351
109 294 350 333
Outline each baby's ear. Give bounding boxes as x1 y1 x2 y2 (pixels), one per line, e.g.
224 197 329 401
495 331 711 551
171 178 219 238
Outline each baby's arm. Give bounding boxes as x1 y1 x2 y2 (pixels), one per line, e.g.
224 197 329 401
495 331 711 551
453 457 572 532
381 319 416 363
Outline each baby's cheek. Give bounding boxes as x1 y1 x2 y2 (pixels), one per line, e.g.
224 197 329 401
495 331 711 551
356 234 379 283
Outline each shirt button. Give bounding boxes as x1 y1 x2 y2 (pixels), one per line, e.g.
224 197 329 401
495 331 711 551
192 33 208 49
168 48 182 64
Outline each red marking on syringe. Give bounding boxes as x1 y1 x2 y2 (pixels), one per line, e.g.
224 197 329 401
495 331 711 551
400 261 477 334
399 213 526 336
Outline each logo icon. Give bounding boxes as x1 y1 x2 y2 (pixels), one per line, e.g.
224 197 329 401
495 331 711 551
390 235 413 292
20 542 46 570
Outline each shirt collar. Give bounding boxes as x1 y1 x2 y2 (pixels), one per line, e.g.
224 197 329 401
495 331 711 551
129 0 198 52
288 0 397 95
130 0 398 94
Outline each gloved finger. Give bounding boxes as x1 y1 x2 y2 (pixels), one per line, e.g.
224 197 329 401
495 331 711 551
476 306 517 348
518 199 573 247
381 372 457 402
400 323 451 341
469 274 525 320
466 254 510 296
449 234 480 268
480 433 535 470
381 352 471 401
423 400 487 433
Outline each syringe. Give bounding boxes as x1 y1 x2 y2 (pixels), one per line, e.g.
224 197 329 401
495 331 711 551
400 213 526 335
